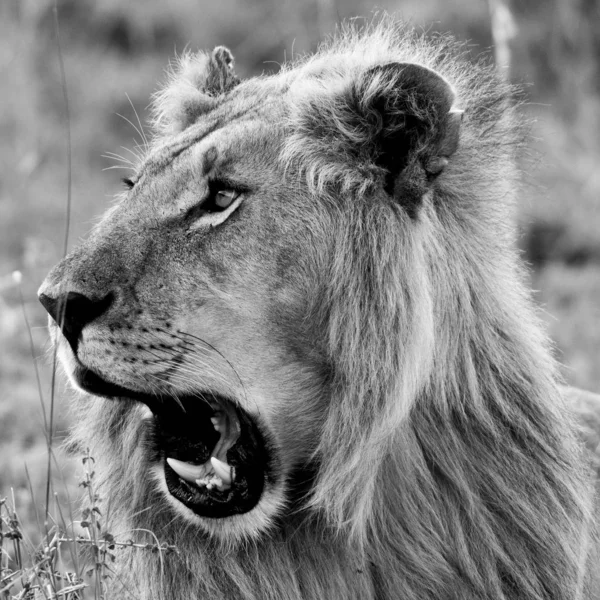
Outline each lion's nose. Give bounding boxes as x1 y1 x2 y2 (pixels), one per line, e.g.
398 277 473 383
39 290 114 351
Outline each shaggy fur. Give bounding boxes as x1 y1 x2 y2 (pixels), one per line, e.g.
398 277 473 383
58 19 597 600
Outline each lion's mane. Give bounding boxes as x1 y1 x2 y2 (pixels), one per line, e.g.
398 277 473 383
68 20 597 600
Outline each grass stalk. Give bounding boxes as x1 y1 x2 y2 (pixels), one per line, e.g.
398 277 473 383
45 0 74 535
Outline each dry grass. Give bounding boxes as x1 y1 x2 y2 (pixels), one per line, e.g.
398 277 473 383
0 450 177 600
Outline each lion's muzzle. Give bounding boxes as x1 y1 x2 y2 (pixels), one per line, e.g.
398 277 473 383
37 273 273 521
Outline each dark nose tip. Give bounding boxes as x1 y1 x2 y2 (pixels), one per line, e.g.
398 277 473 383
39 291 114 351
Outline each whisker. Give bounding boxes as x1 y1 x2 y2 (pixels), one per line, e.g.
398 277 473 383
148 350 231 399
116 113 147 150
125 92 150 149
103 151 135 165
153 332 224 367
143 348 178 363
143 373 185 412
151 346 226 385
133 142 148 155
164 361 225 393
171 329 250 408
102 165 136 172
120 145 144 163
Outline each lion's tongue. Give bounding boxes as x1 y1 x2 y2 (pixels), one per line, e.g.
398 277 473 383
166 405 240 491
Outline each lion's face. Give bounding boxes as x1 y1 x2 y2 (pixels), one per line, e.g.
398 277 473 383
39 41 463 540
39 90 330 536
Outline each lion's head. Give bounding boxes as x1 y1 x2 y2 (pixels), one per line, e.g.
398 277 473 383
38 21 596 600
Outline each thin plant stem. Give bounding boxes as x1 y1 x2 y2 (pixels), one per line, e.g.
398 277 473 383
16 275 48 435
46 0 74 534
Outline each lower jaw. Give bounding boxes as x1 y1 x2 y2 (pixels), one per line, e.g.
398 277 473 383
163 460 264 518
152 459 287 543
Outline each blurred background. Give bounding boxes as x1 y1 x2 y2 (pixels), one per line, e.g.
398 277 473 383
0 0 599 539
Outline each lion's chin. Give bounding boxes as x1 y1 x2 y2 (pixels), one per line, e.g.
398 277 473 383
151 463 288 542
67 358 278 525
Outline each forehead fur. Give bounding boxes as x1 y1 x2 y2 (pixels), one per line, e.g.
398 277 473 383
148 19 521 205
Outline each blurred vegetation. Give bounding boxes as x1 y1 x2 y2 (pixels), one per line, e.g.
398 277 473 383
0 0 598 575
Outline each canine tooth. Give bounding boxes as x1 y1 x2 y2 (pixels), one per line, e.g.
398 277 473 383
166 457 207 483
210 456 234 485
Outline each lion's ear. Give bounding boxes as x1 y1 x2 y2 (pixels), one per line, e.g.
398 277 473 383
205 46 240 96
350 63 462 214
152 46 240 137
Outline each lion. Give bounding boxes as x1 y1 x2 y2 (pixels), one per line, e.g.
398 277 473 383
38 20 599 600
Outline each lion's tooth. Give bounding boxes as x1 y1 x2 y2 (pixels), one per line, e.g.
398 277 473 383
166 457 207 483
211 412 224 432
214 478 228 491
210 456 234 485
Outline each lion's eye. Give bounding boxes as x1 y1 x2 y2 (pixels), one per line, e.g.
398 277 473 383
190 181 240 214
185 182 244 231
213 189 239 211
197 182 242 215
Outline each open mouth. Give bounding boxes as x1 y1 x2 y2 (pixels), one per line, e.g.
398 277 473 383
73 365 269 518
